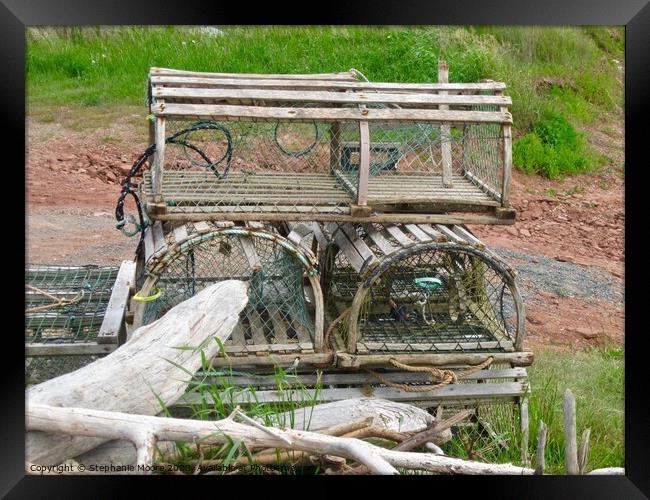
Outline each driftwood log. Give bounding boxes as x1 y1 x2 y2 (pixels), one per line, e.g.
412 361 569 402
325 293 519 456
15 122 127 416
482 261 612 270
269 398 436 433
72 398 447 468
26 281 249 466
27 404 535 475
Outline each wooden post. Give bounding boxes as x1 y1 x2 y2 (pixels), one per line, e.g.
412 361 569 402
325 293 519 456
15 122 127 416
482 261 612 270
563 389 579 475
151 117 166 204
97 260 137 345
496 88 512 207
520 398 530 467
438 60 453 188
578 428 591 474
535 421 547 475
356 120 370 208
147 76 155 168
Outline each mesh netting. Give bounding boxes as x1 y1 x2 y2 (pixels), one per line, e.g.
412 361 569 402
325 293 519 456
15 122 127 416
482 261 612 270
141 111 503 217
25 265 118 383
138 226 316 355
322 232 519 353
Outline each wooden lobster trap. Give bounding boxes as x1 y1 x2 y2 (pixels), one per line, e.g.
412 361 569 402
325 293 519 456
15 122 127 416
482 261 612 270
130 220 325 364
318 222 525 357
25 262 136 384
138 63 515 226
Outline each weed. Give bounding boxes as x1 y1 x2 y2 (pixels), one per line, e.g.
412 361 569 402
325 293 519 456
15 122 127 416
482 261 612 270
565 185 584 196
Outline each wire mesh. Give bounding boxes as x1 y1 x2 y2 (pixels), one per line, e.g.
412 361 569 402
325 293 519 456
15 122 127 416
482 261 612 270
139 226 316 355
25 265 118 384
357 249 517 352
142 109 505 217
461 103 504 198
146 116 358 216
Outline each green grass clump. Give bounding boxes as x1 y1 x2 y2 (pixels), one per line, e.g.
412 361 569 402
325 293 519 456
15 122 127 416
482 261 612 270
513 112 605 178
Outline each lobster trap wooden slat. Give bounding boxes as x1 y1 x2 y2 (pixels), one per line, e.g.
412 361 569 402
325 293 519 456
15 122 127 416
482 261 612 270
176 381 527 406
153 86 514 108
150 74 508 92
152 102 513 124
151 67 359 81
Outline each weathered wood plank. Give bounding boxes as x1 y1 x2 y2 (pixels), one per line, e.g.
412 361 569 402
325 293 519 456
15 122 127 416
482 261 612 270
438 61 453 188
151 75 507 93
152 103 513 124
240 236 262 271
417 224 443 240
336 351 533 368
291 314 312 346
150 68 358 81
269 307 288 344
404 223 432 242
362 224 397 256
248 309 267 346
230 322 246 347
329 224 366 273
26 343 118 356
197 368 528 388
177 382 527 406
435 224 466 242
502 124 513 206
97 260 137 345
339 223 377 271
386 226 415 247
143 226 155 263
357 120 370 205
152 221 167 256
155 210 515 227
172 223 188 244
151 117 165 203
193 221 212 233
153 86 514 107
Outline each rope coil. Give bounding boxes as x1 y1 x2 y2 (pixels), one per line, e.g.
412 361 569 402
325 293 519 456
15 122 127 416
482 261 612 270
364 356 494 393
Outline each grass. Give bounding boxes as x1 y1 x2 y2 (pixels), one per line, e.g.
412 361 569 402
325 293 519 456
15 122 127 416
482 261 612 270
27 26 623 178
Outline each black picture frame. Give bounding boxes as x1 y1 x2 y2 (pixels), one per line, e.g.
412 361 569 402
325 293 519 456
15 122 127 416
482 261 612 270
5 1 647 497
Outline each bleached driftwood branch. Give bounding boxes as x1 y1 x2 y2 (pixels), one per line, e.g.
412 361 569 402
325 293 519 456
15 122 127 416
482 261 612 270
26 281 249 466
27 404 535 475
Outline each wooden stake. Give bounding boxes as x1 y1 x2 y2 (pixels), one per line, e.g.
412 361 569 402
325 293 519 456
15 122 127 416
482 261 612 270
578 428 591 475
563 389 579 475
535 421 547 475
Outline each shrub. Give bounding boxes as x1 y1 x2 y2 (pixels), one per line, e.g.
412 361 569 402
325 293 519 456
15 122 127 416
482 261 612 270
513 112 602 178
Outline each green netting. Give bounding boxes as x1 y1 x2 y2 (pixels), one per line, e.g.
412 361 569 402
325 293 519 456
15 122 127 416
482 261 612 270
25 265 118 384
140 227 315 352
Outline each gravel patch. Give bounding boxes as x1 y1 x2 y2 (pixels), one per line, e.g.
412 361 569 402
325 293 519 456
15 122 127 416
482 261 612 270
494 247 624 305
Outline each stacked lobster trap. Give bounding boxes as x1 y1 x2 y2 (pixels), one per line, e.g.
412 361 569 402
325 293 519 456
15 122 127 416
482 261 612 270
27 63 533 455
25 262 136 384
